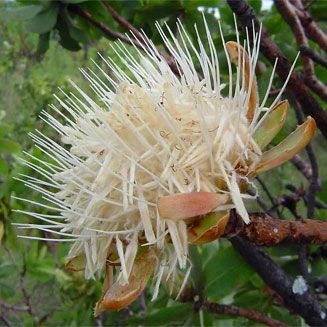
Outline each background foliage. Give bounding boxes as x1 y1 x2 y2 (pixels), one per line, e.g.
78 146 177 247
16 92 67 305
0 0 326 326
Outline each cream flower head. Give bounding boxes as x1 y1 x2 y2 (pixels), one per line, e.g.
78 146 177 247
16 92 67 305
15 17 316 313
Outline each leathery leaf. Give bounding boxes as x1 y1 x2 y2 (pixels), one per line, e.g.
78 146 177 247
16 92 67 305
253 100 289 149
95 247 156 315
188 211 230 244
255 116 316 174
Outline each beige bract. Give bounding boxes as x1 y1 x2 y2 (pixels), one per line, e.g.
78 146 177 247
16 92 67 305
15 19 316 312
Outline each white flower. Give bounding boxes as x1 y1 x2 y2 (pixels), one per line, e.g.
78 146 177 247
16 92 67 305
15 17 314 311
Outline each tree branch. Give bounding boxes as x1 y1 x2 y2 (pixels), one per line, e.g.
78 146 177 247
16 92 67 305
102 1 144 42
0 315 10 327
292 0 327 54
292 98 320 280
274 0 327 101
226 0 327 138
299 45 327 69
223 212 327 246
256 176 283 218
291 154 313 182
0 300 29 312
202 301 286 327
70 4 180 76
230 237 327 326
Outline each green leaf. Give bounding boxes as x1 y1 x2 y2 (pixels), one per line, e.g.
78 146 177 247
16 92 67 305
69 25 89 44
4 5 43 20
26 5 59 34
0 124 12 137
0 282 15 298
56 16 81 51
267 306 302 326
253 100 289 149
134 1 180 24
184 0 219 8
0 139 21 153
127 303 193 326
248 0 262 14
255 117 316 174
311 257 327 278
36 32 50 55
62 0 88 3
0 262 17 279
0 157 8 175
204 245 255 300
317 180 327 204
234 289 270 310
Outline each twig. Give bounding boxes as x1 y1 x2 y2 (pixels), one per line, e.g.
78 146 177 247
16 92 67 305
306 144 320 218
226 0 327 138
267 190 302 218
292 97 320 278
248 188 269 211
138 292 147 316
71 4 179 76
293 0 327 53
69 6 142 48
0 315 10 327
230 237 327 326
298 244 309 279
202 301 286 327
299 45 327 68
0 301 29 312
3 247 37 322
268 87 281 98
95 315 103 327
223 212 327 246
314 277 327 296
19 262 37 324
102 1 144 42
290 154 313 182
256 176 283 218
274 0 327 101
286 184 326 209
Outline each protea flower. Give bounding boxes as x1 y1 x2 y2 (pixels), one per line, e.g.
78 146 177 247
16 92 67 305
14 18 316 314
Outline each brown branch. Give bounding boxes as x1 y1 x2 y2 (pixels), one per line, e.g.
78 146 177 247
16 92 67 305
102 1 144 42
202 301 286 327
286 183 327 209
293 0 327 53
291 98 321 216
70 6 142 48
256 176 283 218
274 0 327 101
267 189 303 218
227 0 327 138
299 45 327 68
231 236 327 326
0 301 29 312
0 315 10 327
291 154 313 181
224 212 327 246
70 4 180 76
102 0 179 74
268 87 281 98
299 100 320 279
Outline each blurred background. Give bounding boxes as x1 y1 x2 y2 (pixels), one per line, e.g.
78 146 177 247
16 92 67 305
0 0 326 326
